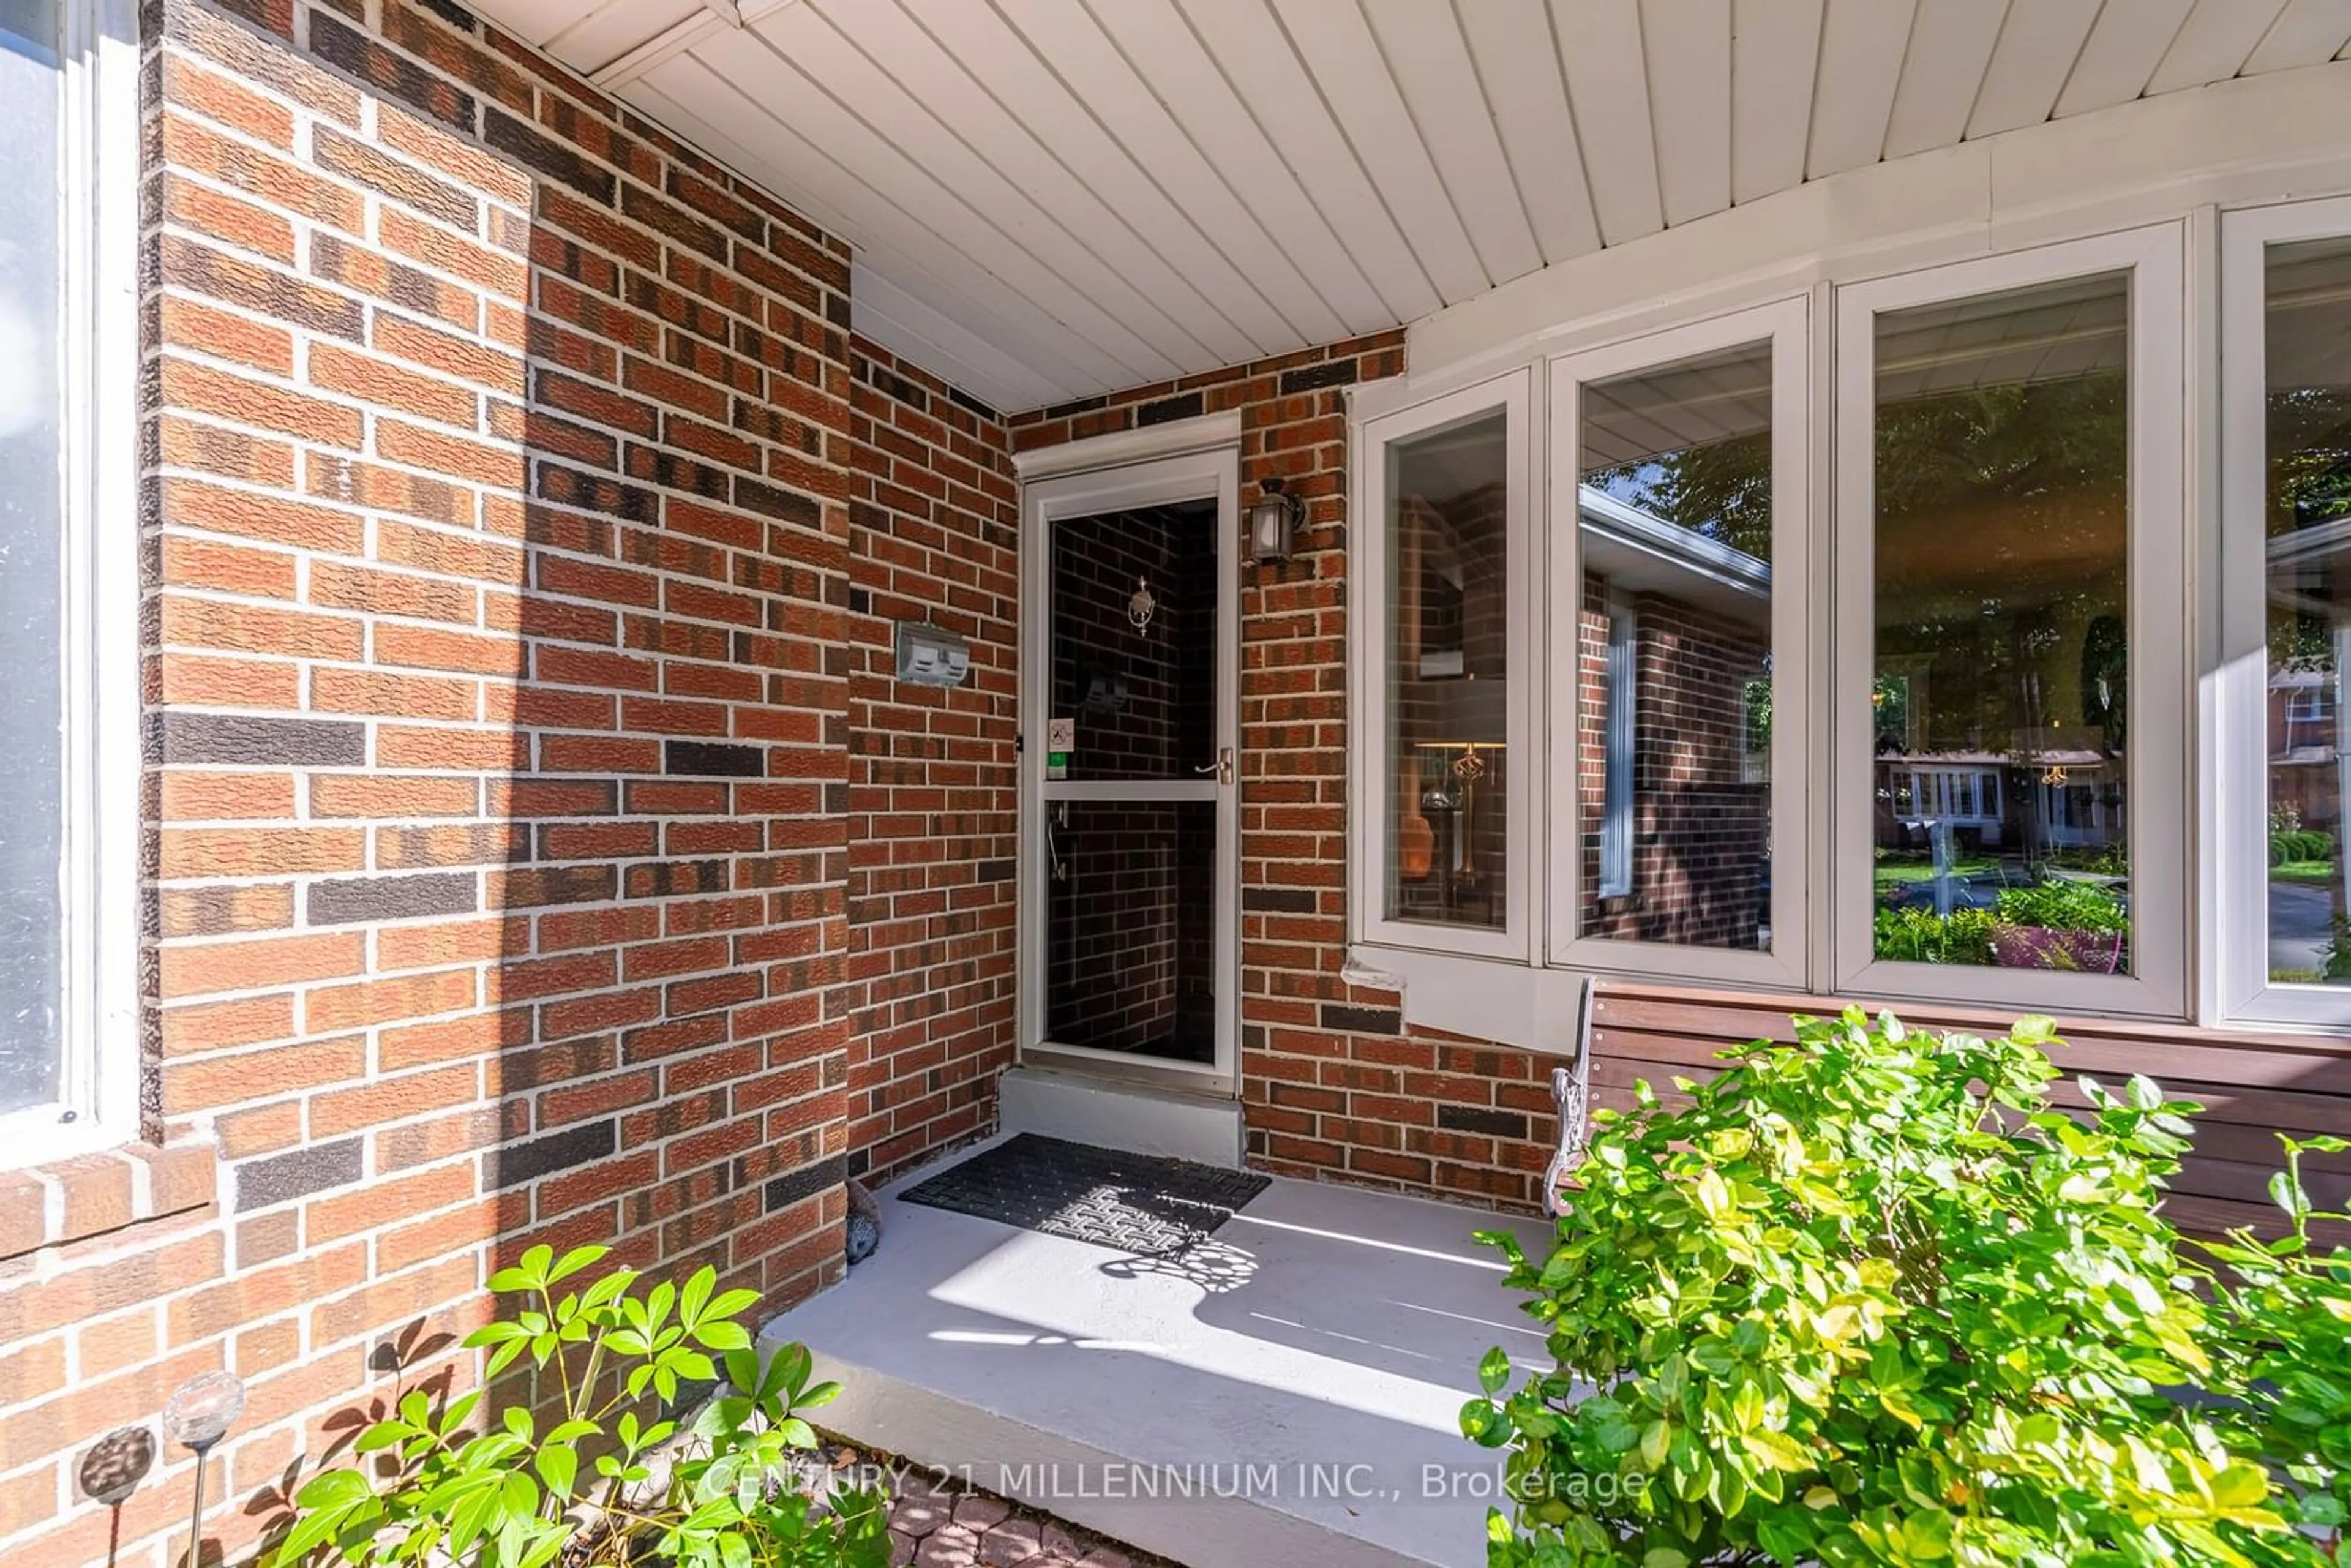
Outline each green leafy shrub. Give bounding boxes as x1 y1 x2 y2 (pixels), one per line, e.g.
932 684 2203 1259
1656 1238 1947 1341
1870 906 1994 965
2269 830 2336 866
1462 1009 2338 1568
1995 879 2129 934
2205 1135 2351 1559
272 1244 889 1568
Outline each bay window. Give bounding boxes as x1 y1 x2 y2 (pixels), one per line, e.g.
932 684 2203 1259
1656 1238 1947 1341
1348 192 2351 1033
1354 225 2216 1025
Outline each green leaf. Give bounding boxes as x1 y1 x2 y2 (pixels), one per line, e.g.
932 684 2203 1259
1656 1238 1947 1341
272 1495 374 1566
353 1419 407 1454
2208 1461 2271 1510
681 1264 716 1326
694 1320 751 1352
294 1468 373 1509
2271 1169 2314 1219
1902 1508 1953 1561
1478 1346 1512 1395
1640 1420 1671 1471
705 1287 761 1322
773 1341 812 1401
547 1243 608 1284
534 1444 577 1501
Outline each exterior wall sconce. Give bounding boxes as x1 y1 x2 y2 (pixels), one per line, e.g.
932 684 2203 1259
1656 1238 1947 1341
1248 476 1302 564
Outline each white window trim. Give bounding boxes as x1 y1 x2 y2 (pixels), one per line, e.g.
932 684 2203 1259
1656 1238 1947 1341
1351 370 1534 962
1548 297 1813 990
1832 225 2191 1019
0 0 143 1168
2215 193 2351 1030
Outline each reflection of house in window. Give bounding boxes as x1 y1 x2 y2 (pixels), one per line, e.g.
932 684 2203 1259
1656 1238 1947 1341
2263 517 2351 847
1576 486 1772 946
1888 765 2004 835
2286 683 2330 749
2275 669 2336 759
2036 771 2123 847
1878 754 2119 853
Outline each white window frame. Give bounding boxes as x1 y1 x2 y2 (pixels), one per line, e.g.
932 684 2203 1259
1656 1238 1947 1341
1832 225 2189 1018
1548 297 1813 989
0 0 143 1168
2216 194 2351 1029
1351 369 1534 962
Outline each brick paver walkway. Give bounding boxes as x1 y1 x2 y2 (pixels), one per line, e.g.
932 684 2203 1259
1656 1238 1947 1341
864 1456 1176 1568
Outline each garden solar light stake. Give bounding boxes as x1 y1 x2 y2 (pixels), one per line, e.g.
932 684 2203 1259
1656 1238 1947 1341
163 1371 244 1568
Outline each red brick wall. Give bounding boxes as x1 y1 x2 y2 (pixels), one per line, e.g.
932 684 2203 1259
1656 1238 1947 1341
0 4 1015 1563
1010 340 1562 1211
840 343 1018 1188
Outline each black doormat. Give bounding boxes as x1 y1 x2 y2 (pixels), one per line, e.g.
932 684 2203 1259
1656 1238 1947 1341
898 1134 1269 1256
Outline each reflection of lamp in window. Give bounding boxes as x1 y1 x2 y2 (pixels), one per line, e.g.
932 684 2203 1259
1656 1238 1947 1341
1409 677 1507 920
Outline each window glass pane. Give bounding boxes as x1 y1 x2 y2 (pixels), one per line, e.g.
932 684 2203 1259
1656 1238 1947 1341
1869 272 2133 972
1577 340 1774 950
1048 500 1216 782
2261 236 2351 988
1046 800 1216 1065
0 0 64 1114
1385 409 1508 931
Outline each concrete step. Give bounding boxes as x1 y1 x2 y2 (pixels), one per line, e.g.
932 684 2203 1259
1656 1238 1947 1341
761 1137 1555 1568
997 1066 1245 1168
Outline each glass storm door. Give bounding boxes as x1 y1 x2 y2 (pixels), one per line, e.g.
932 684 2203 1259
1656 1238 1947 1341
1019 449 1240 1081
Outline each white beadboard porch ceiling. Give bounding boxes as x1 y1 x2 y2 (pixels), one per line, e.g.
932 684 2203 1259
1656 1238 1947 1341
470 0 2351 415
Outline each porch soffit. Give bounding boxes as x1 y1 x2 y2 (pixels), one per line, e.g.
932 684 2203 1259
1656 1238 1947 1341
467 0 2351 418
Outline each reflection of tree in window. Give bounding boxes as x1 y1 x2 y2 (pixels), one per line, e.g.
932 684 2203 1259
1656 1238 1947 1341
1585 431 1773 563
1872 675 1911 754
1876 373 2129 763
1864 272 2135 967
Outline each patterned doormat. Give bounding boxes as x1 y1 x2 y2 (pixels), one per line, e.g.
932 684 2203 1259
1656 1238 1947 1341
898 1134 1269 1256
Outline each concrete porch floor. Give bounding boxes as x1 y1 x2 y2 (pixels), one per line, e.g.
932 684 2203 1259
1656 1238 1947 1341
760 1135 1557 1568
